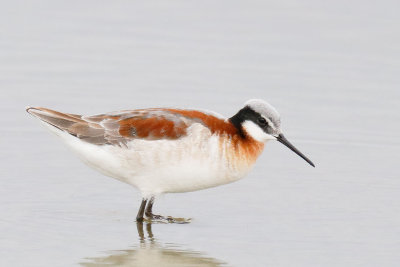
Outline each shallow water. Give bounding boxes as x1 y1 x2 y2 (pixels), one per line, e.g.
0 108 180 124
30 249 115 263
80 222 226 267
1 1 400 266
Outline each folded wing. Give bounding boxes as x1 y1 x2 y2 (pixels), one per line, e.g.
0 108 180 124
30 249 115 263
26 107 222 147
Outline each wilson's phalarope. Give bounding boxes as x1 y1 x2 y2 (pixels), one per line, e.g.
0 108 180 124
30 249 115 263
27 99 314 222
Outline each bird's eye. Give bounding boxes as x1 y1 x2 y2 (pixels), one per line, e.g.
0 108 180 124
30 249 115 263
258 117 267 125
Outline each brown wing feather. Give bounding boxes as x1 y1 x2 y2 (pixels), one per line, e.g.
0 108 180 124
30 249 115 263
27 107 238 146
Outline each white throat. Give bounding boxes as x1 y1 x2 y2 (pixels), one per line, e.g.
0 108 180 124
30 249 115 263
242 120 275 143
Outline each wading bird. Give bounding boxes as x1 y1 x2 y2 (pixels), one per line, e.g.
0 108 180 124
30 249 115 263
27 99 314 222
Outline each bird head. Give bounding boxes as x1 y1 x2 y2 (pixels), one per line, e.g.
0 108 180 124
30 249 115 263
230 99 315 167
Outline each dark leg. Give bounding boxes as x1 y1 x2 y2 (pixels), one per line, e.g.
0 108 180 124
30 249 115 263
145 197 155 218
144 197 191 224
145 197 168 220
136 198 147 222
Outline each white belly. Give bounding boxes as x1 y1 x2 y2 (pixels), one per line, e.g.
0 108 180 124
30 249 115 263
46 123 255 198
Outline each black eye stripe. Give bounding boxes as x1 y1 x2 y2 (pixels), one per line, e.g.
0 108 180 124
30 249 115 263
229 106 274 138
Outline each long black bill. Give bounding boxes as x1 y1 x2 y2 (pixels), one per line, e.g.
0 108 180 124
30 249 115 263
276 134 315 167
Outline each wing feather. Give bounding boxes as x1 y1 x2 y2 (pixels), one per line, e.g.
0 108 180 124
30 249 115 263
27 107 213 146
27 107 237 147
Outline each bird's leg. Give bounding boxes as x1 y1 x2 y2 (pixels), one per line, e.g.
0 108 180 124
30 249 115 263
144 197 191 224
136 198 147 222
145 197 164 220
144 197 154 217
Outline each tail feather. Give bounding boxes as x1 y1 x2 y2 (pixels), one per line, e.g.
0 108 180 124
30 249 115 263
27 107 83 129
26 107 106 144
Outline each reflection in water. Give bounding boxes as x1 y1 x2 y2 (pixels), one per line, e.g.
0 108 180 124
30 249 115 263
80 222 226 267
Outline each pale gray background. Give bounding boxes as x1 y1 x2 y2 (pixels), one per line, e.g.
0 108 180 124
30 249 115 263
1 1 399 266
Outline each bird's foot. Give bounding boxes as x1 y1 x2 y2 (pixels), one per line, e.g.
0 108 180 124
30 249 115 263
144 213 191 224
